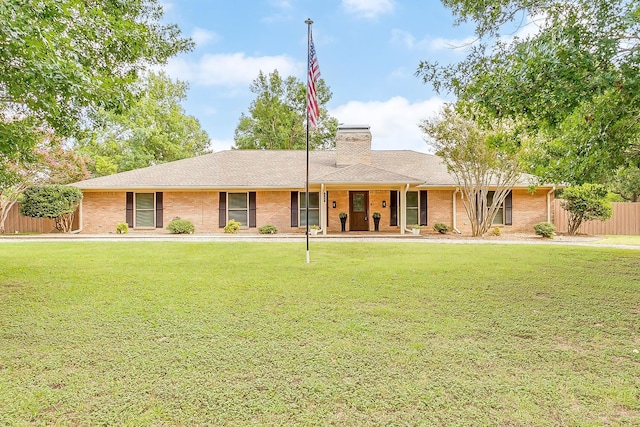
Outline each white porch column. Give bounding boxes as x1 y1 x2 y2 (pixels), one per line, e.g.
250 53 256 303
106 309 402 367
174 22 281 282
400 184 407 235
321 184 327 235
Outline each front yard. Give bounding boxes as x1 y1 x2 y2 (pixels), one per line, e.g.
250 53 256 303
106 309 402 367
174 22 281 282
0 242 638 425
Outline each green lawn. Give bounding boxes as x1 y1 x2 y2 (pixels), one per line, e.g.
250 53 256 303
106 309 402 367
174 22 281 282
0 242 638 425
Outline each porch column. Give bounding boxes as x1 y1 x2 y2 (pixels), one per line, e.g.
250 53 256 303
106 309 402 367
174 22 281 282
321 183 327 235
400 184 407 235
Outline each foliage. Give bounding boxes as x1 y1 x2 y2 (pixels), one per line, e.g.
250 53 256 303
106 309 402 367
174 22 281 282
0 0 192 161
233 70 338 150
339 212 347 219
0 140 90 233
372 212 381 219
166 217 195 234
610 167 640 202
534 222 556 238
420 105 523 236
434 222 451 234
488 226 502 236
417 0 640 184
20 185 82 232
76 72 210 176
0 242 638 425
258 224 278 234
560 184 613 235
116 222 129 234
224 219 241 234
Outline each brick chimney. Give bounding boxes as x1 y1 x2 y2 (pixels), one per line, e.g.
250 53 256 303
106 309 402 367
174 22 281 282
335 125 372 167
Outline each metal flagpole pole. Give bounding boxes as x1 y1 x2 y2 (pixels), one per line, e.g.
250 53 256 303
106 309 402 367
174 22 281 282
305 18 312 264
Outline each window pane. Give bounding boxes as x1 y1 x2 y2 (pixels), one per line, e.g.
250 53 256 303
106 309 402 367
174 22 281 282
136 209 154 227
493 208 504 225
406 191 418 207
300 209 319 227
228 193 247 209
406 208 419 226
229 210 247 226
352 194 365 212
300 192 319 209
136 193 154 210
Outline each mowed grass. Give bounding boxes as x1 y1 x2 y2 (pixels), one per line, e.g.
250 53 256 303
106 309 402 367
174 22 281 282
0 242 638 426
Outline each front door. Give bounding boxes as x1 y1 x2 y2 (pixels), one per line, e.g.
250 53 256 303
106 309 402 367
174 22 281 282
349 191 369 231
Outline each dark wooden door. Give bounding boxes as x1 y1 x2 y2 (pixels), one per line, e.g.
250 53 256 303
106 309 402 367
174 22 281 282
349 191 369 231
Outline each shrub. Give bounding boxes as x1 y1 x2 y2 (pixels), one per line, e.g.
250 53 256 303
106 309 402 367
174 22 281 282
372 212 381 219
560 184 612 235
224 219 241 234
488 226 502 236
433 222 450 234
534 222 556 238
116 223 129 234
167 217 195 234
20 185 83 233
258 225 278 234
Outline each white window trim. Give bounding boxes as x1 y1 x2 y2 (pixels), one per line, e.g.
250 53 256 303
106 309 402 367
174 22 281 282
134 192 156 229
299 192 320 228
405 191 420 226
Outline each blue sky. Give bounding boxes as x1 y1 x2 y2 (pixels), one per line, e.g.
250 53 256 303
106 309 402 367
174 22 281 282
159 0 482 152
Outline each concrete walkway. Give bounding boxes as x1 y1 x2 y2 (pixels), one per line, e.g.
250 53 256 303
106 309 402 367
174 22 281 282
1 232 639 250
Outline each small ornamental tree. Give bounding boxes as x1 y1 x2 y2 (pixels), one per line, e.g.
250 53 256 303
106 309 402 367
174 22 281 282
560 184 613 235
20 185 83 233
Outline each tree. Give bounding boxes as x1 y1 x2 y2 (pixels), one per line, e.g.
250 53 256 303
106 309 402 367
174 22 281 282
0 0 192 160
611 167 640 202
76 72 210 175
233 70 338 150
560 184 613 235
20 185 83 233
0 141 89 233
417 0 640 184
420 104 524 236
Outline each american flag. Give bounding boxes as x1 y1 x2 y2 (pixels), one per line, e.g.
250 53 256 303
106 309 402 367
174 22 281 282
307 30 320 128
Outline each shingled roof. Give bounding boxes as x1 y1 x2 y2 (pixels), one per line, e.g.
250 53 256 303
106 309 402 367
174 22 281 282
71 149 540 190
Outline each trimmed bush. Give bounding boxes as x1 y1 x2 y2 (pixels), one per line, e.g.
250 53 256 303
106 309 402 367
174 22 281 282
258 225 278 234
20 185 83 233
534 222 556 238
167 218 195 234
488 226 502 236
433 223 450 234
116 223 129 234
224 219 241 234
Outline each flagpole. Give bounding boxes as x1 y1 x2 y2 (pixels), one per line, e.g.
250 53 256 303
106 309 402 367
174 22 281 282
305 18 312 264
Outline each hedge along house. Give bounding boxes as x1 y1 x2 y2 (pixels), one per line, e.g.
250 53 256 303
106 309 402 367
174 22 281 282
71 125 555 235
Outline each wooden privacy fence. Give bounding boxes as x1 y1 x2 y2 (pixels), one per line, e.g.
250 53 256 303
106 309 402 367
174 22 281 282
554 200 640 235
2 203 79 234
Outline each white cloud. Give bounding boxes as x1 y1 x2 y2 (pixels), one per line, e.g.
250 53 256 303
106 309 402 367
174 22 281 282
191 28 219 48
164 53 303 87
342 0 395 19
208 137 235 153
330 96 446 152
159 1 174 12
391 29 477 52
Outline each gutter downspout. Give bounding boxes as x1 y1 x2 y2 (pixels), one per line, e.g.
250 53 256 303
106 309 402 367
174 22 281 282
70 198 83 234
547 185 556 224
452 188 462 234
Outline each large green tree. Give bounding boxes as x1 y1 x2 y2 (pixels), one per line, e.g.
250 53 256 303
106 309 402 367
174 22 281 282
77 72 210 175
417 0 640 184
0 0 191 160
234 70 338 150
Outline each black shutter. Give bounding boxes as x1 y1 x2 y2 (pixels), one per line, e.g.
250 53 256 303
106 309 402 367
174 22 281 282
155 192 163 228
504 190 513 225
390 191 398 226
126 192 133 227
290 191 298 227
219 192 226 228
249 192 256 228
419 190 428 226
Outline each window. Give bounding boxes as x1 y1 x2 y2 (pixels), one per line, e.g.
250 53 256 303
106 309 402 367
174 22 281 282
228 193 248 227
406 191 419 226
487 191 504 225
135 193 155 228
299 192 319 227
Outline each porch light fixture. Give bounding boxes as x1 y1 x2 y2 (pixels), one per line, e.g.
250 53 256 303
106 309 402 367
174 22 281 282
332 201 336 208
382 200 386 208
